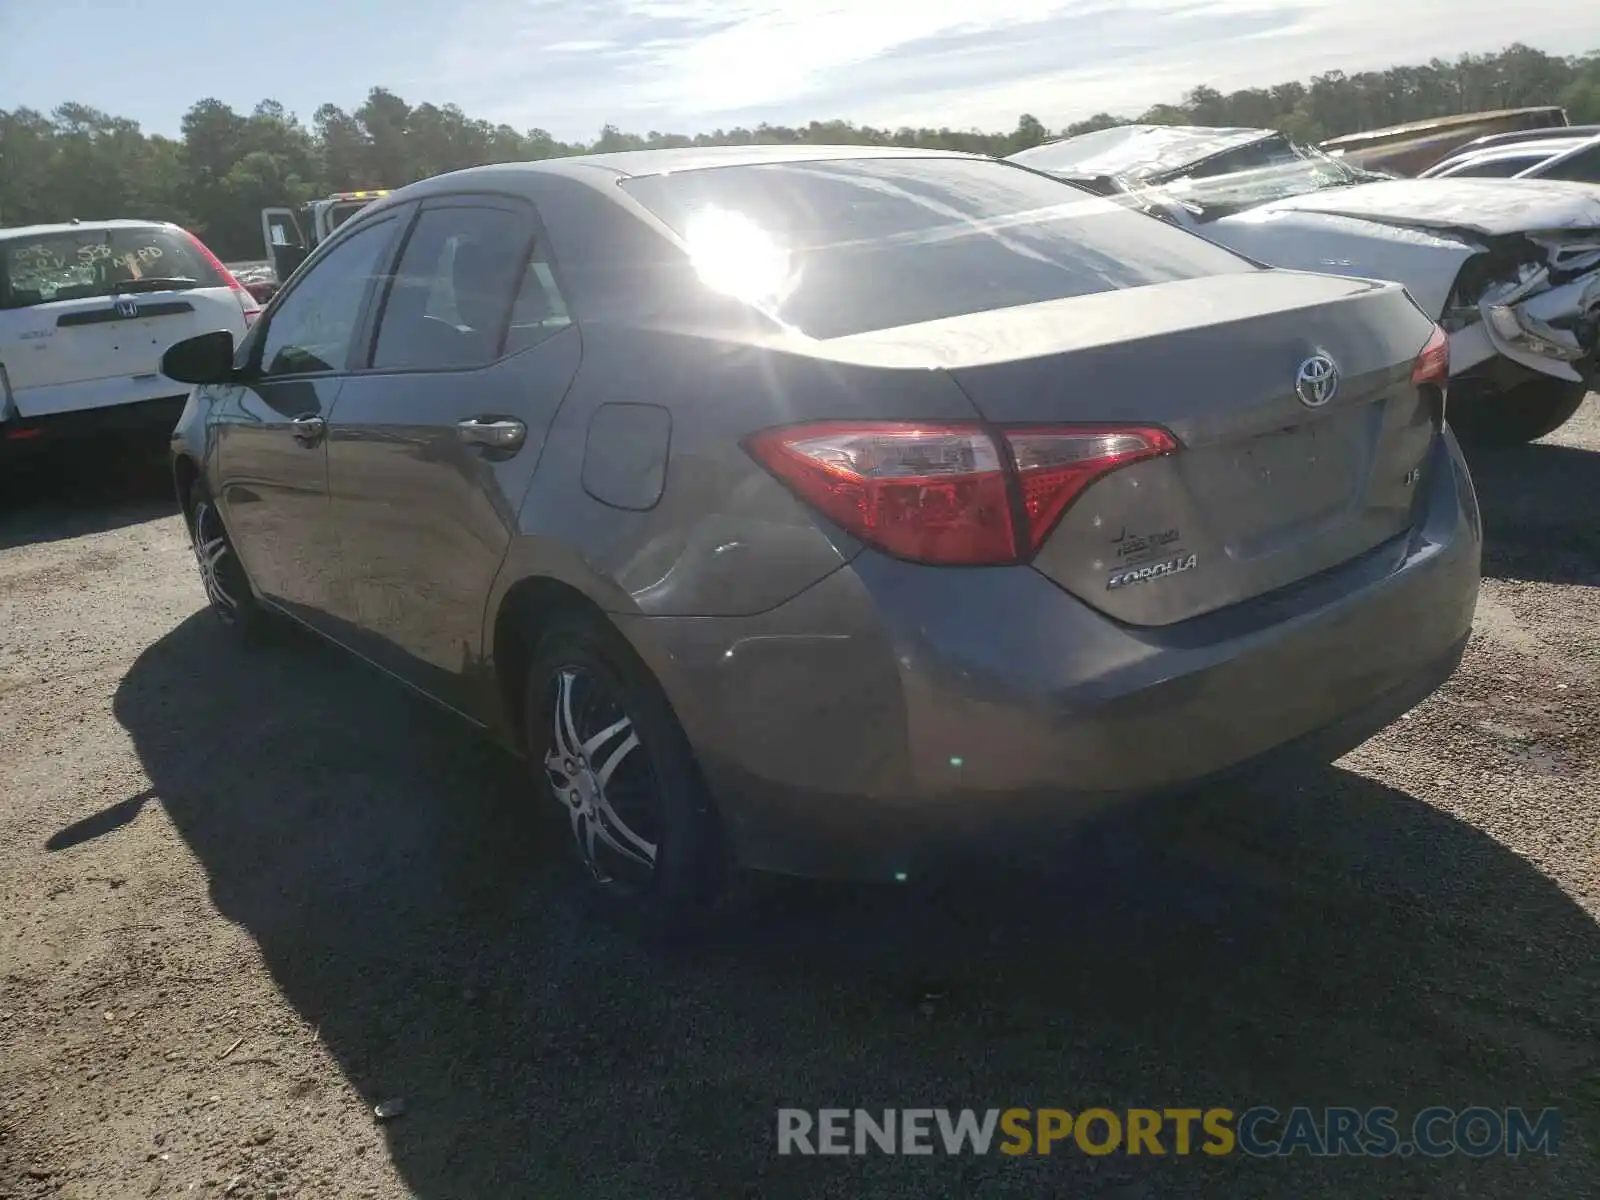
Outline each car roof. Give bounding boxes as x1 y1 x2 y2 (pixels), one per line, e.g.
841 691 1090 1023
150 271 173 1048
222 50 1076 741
411 144 984 186
1452 124 1600 155
355 145 996 218
0 218 176 242
1007 125 1277 180
1435 138 1592 166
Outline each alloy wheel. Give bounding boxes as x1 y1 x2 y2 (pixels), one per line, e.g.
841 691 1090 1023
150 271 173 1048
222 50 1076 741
542 666 661 890
190 499 239 621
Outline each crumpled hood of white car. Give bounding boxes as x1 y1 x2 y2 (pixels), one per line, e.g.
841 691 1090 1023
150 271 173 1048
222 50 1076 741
1250 178 1600 237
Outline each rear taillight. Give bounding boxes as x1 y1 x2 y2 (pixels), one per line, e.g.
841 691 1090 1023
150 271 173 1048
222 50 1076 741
1005 426 1181 553
183 228 261 326
1412 324 1450 388
744 420 1178 566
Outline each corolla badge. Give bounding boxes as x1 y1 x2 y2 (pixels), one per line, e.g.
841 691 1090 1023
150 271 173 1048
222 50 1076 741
1107 552 1198 591
1295 354 1339 408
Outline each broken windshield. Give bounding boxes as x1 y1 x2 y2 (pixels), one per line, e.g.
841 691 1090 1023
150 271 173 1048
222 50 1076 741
1132 140 1387 222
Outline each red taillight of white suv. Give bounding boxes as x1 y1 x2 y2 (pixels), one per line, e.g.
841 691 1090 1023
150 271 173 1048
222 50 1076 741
183 229 262 326
744 420 1179 566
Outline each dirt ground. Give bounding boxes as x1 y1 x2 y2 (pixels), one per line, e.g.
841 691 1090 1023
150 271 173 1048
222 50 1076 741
2 408 1598 1200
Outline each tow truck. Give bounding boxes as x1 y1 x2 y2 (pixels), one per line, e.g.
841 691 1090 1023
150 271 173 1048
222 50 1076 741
255 189 390 297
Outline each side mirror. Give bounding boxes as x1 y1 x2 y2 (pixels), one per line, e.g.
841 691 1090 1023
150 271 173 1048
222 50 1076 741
162 330 237 385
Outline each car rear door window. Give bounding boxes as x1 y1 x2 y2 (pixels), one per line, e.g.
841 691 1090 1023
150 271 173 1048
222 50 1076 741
256 217 397 378
1448 156 1540 178
1538 143 1600 182
503 258 573 355
370 205 540 370
620 156 1255 339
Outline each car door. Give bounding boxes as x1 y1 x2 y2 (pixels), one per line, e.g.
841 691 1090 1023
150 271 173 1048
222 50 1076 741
212 212 404 631
324 195 581 711
260 206 311 285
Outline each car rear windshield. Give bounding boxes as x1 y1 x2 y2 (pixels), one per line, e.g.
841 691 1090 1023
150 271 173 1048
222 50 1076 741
618 157 1255 339
0 226 224 310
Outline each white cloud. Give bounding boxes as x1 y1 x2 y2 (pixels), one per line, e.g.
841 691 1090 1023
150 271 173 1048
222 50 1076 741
630 0 1072 111
431 0 1600 140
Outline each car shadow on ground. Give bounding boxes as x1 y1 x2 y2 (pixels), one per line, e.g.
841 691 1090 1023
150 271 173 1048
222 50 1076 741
1463 436 1600 588
104 613 1599 1198
0 439 177 551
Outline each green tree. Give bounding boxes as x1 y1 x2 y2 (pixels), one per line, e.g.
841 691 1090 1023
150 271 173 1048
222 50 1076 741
355 87 414 186
313 103 371 188
1009 113 1050 152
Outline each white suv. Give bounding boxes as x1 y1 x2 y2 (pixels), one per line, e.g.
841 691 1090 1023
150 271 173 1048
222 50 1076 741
1 219 259 455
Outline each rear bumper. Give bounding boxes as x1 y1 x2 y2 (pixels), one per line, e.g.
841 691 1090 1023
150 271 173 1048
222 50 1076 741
620 430 1483 880
0 395 188 456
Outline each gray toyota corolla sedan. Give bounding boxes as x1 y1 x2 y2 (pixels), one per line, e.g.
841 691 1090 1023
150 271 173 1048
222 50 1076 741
161 145 1482 930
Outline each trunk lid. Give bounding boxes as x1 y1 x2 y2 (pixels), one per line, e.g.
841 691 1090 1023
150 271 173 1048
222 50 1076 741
823 270 1440 626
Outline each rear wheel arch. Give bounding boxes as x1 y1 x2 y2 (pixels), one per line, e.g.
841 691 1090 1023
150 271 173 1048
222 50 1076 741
517 594 729 932
494 573 729 928
492 576 629 755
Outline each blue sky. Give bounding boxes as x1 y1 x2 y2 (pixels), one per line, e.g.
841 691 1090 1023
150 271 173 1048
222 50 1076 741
3 1 1598 142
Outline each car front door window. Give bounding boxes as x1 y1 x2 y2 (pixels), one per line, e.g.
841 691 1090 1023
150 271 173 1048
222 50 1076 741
257 218 396 378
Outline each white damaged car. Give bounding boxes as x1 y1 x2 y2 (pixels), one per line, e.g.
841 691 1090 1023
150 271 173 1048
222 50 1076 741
1010 125 1600 445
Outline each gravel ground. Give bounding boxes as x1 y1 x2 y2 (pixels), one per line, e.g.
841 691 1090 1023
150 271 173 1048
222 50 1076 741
2 408 1598 1199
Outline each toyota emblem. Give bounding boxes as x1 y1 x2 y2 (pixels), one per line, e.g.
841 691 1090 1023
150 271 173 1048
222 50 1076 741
1295 354 1339 408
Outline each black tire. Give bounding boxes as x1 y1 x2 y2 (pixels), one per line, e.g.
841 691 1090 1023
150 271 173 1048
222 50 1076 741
185 480 268 638
1447 377 1589 447
523 612 724 937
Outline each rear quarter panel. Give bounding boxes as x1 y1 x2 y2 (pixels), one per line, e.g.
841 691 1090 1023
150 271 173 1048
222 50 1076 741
489 319 983 621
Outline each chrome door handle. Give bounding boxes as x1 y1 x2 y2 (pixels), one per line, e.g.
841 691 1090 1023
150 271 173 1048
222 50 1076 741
289 414 325 444
456 416 526 452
